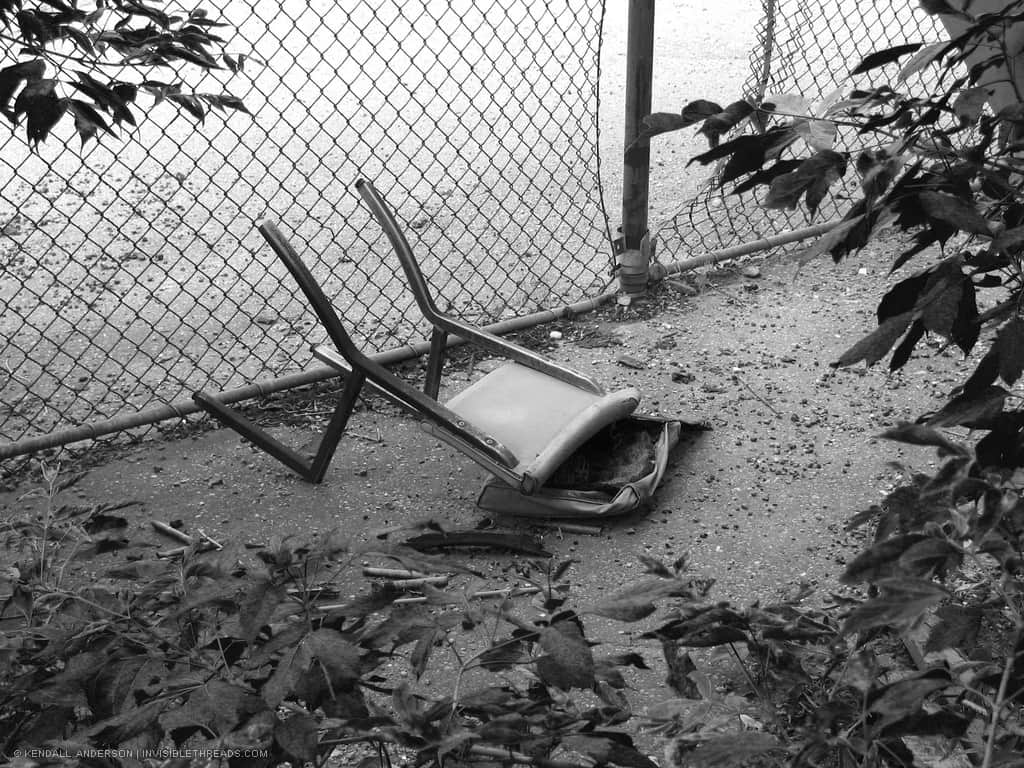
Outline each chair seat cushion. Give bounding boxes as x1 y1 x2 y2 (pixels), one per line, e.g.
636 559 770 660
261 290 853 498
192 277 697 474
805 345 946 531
443 362 640 487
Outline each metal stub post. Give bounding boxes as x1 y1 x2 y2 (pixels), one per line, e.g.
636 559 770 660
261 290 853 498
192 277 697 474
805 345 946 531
618 248 649 297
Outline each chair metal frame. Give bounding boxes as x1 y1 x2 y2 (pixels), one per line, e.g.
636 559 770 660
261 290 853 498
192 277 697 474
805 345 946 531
193 179 627 488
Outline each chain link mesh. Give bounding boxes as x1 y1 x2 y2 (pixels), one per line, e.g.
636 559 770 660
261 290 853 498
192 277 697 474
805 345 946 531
653 0 947 264
0 0 612 449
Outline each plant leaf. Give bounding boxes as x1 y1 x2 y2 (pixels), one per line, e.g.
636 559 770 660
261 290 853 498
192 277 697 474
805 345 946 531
852 43 925 75
794 117 837 151
898 41 950 81
303 629 361 686
841 534 929 584
869 669 950 730
0 59 46 119
918 191 992 236
274 713 318 764
239 578 286 644
536 618 595 690
587 576 696 622
876 423 969 456
995 317 1024 384
698 100 754 146
927 385 1008 429
832 311 914 368
924 604 982 654
685 733 781 768
842 592 945 634
953 86 990 124
761 92 810 115
562 735 659 768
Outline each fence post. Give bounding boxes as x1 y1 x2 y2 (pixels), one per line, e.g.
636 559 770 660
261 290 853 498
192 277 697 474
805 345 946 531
620 0 655 296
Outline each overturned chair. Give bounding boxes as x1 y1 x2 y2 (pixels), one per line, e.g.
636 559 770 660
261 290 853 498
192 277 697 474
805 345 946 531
193 180 696 517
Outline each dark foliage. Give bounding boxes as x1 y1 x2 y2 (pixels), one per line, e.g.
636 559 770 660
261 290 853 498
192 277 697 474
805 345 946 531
0 0 245 146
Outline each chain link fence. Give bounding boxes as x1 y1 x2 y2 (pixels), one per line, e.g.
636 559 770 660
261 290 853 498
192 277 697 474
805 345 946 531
652 0 947 265
0 0 613 453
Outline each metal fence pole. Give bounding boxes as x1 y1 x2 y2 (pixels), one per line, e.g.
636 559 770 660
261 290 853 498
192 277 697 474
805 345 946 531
620 0 655 296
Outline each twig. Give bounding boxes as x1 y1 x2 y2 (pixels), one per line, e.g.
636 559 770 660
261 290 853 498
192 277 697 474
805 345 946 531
151 520 193 545
196 529 222 550
157 542 216 558
348 428 383 443
393 585 540 605
731 372 781 416
387 576 449 589
313 586 541 611
526 519 603 536
362 567 430 579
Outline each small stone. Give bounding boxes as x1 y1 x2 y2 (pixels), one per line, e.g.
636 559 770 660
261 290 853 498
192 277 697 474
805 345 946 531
741 265 761 278
616 354 645 369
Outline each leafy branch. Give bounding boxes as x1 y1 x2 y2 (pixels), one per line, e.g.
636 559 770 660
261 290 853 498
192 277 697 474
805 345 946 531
0 0 246 146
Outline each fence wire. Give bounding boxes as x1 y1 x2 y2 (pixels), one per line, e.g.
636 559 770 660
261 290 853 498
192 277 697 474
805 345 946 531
0 0 613 452
653 0 947 265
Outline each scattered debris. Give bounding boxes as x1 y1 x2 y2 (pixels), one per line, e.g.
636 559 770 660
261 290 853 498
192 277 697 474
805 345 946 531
616 353 646 369
151 519 193 544
666 279 699 296
731 371 782 416
404 531 552 558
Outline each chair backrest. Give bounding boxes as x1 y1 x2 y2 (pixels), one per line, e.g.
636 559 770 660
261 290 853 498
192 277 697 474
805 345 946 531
355 178 606 396
258 221 370 370
355 179 448 325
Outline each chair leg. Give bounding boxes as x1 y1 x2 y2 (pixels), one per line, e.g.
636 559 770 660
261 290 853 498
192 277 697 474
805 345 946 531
306 370 365 483
424 326 447 399
193 370 366 483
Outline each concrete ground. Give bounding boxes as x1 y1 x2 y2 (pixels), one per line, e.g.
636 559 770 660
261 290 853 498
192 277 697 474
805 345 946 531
1 243 962 628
